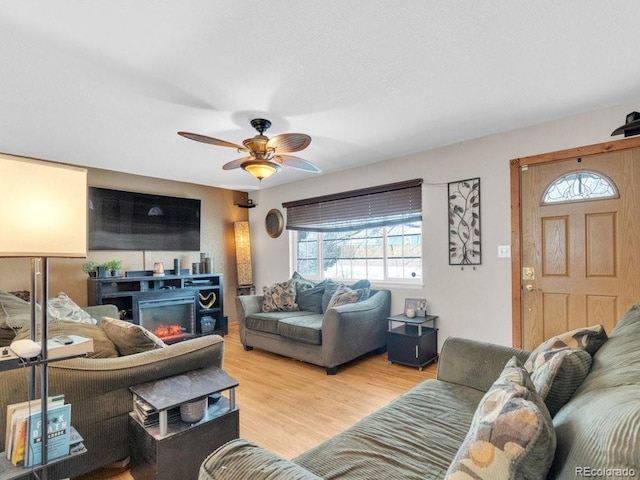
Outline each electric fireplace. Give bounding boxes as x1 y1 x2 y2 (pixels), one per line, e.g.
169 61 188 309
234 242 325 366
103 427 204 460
138 295 196 342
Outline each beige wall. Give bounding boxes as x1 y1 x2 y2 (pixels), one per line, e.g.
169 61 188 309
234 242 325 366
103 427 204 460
0 166 248 322
249 100 640 348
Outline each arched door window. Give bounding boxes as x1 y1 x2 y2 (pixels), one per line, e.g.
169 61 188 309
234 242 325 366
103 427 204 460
542 170 618 205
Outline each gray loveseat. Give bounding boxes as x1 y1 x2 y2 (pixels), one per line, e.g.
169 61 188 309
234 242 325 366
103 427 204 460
236 288 391 374
0 291 224 479
201 304 640 479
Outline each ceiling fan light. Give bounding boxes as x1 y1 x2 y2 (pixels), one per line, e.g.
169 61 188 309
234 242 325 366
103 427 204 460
242 160 281 181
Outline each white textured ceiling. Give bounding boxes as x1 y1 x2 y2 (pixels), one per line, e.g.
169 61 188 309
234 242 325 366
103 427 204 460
1 1 640 191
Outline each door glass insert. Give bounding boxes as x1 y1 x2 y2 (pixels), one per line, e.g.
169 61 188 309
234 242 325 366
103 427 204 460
542 170 618 205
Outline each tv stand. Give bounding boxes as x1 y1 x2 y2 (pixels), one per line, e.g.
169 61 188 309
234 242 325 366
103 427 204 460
88 272 226 338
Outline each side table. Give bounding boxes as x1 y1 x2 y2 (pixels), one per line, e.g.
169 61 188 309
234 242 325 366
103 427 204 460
387 314 439 370
128 366 239 480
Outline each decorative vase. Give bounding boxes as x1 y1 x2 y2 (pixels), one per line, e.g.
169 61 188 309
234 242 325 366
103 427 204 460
153 262 165 277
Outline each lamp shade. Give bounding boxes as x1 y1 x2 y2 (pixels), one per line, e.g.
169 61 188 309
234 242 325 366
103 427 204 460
0 154 87 257
234 221 253 286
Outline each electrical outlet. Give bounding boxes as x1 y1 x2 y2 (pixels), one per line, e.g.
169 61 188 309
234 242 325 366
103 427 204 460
498 245 511 258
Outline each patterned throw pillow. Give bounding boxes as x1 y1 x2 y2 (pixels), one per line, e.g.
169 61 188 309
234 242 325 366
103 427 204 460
529 348 592 416
321 279 371 312
327 284 365 309
446 357 556 480
524 325 606 416
524 325 607 372
47 292 97 325
100 317 167 356
262 280 298 312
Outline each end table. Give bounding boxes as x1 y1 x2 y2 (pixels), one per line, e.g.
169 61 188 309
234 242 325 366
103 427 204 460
387 314 439 370
128 366 239 480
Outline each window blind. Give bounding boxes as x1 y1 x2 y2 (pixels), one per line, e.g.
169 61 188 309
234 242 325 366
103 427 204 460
283 179 422 232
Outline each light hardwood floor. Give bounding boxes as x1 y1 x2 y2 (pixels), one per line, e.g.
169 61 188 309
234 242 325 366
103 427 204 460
76 322 437 479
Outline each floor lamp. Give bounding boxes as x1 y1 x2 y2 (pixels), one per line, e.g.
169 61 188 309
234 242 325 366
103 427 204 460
234 221 254 295
0 154 87 477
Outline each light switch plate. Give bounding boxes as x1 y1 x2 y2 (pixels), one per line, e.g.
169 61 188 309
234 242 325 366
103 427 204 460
498 245 511 258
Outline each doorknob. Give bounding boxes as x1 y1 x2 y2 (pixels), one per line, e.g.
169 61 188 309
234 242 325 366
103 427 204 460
525 284 534 292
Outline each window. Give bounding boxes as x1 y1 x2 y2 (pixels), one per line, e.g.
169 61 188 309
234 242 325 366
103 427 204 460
294 224 422 282
286 179 423 283
542 170 618 205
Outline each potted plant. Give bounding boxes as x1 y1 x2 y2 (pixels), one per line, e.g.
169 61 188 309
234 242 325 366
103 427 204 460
103 260 123 277
82 261 99 278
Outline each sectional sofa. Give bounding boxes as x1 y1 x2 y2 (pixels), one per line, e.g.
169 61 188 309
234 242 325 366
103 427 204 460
0 290 224 479
200 304 640 479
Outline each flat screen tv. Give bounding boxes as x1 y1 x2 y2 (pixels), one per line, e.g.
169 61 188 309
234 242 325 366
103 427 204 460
88 187 201 251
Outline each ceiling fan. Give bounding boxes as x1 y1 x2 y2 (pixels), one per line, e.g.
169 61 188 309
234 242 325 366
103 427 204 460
178 118 320 181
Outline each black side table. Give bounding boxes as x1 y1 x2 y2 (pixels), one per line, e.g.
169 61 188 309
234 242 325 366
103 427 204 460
387 314 439 370
128 366 239 480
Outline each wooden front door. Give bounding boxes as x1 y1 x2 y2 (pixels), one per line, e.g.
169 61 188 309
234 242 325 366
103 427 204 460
519 148 640 350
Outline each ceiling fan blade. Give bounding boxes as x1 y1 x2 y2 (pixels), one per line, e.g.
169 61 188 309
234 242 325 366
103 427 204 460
178 131 248 151
222 156 254 170
273 155 321 172
267 133 311 153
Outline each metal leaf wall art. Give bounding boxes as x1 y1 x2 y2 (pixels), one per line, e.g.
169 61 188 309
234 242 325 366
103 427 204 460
448 177 481 265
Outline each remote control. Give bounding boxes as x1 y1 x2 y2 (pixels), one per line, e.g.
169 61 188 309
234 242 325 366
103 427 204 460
53 335 74 345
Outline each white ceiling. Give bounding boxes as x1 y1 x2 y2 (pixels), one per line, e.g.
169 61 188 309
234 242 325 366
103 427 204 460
2 1 640 192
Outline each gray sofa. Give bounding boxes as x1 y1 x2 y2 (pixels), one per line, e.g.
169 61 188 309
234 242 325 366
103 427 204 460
200 304 640 479
236 289 391 374
0 292 224 479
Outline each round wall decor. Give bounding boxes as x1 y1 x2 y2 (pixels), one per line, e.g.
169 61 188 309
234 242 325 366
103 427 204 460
265 209 284 238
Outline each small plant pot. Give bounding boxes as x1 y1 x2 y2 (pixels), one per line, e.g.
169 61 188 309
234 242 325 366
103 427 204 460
180 397 207 423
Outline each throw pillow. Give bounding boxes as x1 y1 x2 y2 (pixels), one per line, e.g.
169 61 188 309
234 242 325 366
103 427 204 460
321 280 341 313
47 292 97 325
349 279 371 301
327 284 366 309
524 325 607 372
291 272 325 313
0 290 34 331
321 279 371 313
8 290 30 302
101 317 167 356
446 357 556 480
262 280 298 312
296 280 327 314
13 319 119 359
291 271 315 293
529 348 592 417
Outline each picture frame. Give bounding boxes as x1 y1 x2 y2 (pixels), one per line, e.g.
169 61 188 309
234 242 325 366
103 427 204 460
404 298 427 316
448 177 481 265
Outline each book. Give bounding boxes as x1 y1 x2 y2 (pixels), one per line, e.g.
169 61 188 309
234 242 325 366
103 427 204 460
41 335 94 359
25 403 71 466
10 415 27 466
69 426 86 456
6 395 65 461
133 396 180 427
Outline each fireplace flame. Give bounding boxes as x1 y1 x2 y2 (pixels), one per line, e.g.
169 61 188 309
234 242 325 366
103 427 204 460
154 324 186 341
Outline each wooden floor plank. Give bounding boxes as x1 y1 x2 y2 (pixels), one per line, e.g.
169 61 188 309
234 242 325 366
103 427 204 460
75 322 437 479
